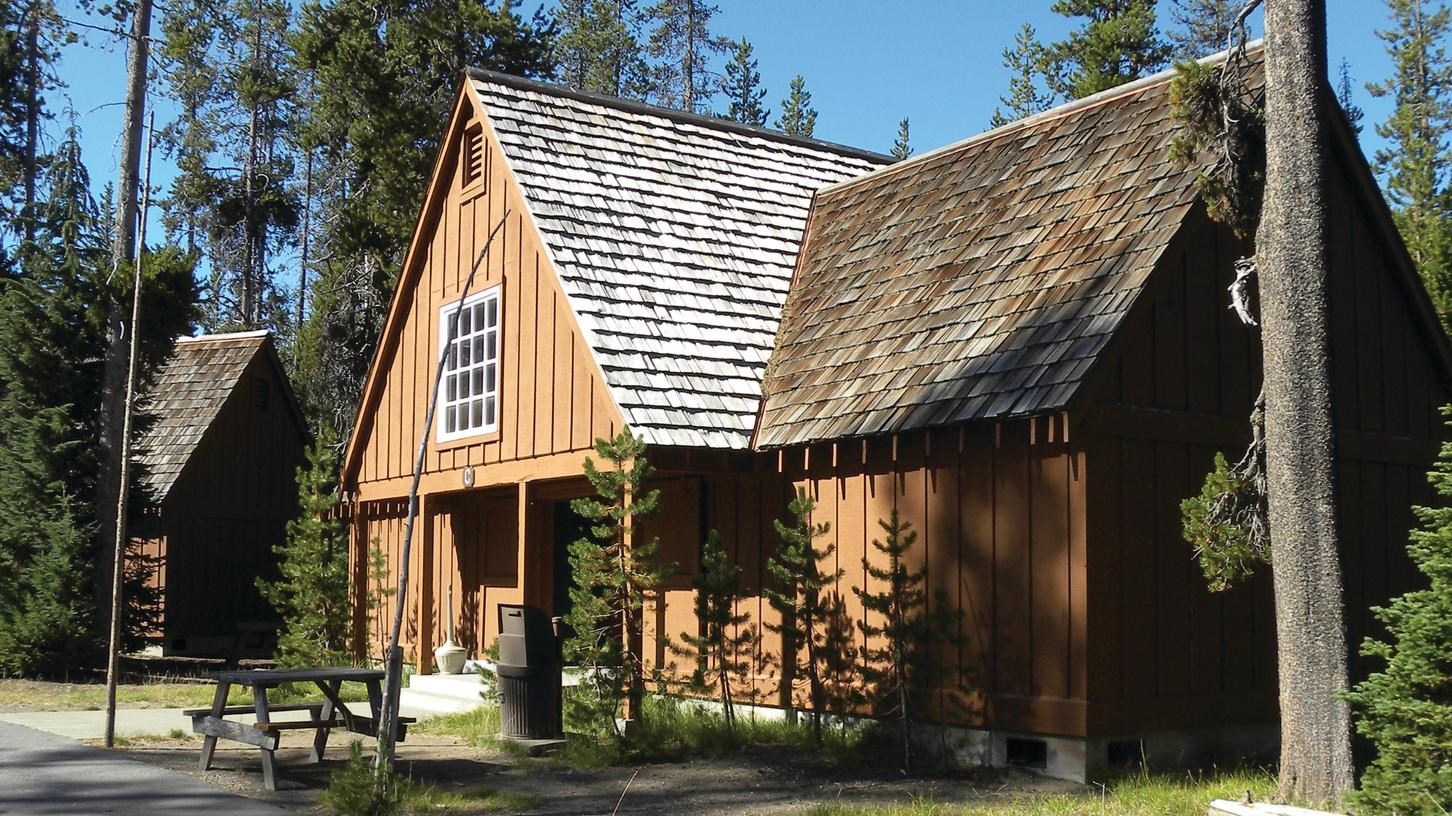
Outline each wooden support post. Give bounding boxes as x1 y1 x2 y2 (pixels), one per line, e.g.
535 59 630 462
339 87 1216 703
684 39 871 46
252 685 277 791
198 680 229 770
417 494 434 674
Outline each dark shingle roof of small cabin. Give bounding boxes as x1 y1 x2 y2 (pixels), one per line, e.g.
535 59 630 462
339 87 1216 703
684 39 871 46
754 54 1258 449
137 330 271 500
469 70 889 449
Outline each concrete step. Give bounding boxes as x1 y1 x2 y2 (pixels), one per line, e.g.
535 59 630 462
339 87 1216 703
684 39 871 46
399 664 492 718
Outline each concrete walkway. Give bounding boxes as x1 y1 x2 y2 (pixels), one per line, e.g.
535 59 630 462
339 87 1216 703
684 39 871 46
0 707 205 740
0 720 289 815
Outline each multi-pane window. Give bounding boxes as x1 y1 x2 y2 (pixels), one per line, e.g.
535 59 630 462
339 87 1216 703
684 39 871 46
437 288 500 441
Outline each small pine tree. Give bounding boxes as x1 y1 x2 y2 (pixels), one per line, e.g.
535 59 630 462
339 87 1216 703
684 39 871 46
855 509 966 773
1335 58 1365 137
891 118 912 161
764 487 841 746
258 433 351 667
720 37 767 126
775 75 817 138
563 429 674 738
673 530 755 736
1345 408 1452 815
1168 0 1237 61
991 22 1054 127
1039 0 1172 101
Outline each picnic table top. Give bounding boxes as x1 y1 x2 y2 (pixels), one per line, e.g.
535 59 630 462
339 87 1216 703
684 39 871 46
207 667 384 686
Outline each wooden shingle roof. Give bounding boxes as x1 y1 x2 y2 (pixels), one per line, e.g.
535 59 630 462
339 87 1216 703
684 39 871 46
754 60 1242 449
137 331 270 499
469 71 889 449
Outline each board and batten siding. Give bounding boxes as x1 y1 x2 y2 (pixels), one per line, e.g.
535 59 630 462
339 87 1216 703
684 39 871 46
628 431 1089 739
138 349 307 650
1076 149 1447 736
349 94 622 497
347 91 625 664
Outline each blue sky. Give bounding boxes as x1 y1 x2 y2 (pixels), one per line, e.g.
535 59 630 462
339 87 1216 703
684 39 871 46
50 0 1401 239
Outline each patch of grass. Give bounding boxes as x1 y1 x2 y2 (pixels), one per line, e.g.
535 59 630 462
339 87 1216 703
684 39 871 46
0 678 372 712
803 768 1276 816
556 695 873 768
415 706 503 748
323 739 538 816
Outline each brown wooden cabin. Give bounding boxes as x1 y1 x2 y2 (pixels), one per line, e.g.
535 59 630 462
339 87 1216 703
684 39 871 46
135 331 309 657
341 53 1450 780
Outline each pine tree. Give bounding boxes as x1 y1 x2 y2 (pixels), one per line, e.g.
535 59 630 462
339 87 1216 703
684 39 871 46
1336 59 1365 136
157 0 223 258
991 22 1054 127
0 0 67 246
644 0 729 113
891 117 912 160
0 122 197 673
563 429 674 738
720 37 767 126
1260 0 1355 803
764 488 841 746
258 434 351 667
1168 0 1236 60
293 0 554 438
854 510 966 773
673 530 755 735
555 0 650 100
1368 0 1452 329
1039 0 1172 100
1345 409 1452 815
775 75 817 138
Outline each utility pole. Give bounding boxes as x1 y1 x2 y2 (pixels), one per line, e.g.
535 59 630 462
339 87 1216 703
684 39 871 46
104 110 154 748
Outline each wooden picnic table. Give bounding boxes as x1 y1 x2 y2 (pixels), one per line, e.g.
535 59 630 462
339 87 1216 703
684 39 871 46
186 667 415 790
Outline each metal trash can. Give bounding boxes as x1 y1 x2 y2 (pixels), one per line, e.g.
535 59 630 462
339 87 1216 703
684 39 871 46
496 604 562 739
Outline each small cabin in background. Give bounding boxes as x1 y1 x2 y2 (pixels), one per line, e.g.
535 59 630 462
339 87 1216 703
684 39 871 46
134 330 309 657
342 47 1450 781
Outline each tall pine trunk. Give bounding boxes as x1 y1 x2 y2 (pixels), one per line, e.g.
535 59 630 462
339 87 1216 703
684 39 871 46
1259 0 1355 804
94 0 152 619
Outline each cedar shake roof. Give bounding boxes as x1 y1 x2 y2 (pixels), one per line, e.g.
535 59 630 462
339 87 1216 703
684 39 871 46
469 70 889 449
754 56 1255 449
137 330 271 499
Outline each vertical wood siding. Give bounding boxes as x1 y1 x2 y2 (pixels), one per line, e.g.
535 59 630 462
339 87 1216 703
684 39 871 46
1077 160 1446 734
148 351 307 649
351 102 621 491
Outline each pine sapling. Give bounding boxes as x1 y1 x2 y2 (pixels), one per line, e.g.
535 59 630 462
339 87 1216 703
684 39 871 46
673 530 755 737
563 429 674 739
855 509 966 772
765 487 841 746
258 434 351 667
1345 408 1452 815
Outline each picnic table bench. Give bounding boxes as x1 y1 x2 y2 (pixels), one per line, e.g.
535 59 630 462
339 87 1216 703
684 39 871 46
186 667 416 790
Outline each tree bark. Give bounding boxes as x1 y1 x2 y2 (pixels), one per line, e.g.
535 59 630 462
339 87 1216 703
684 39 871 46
1258 0 1355 805
94 0 152 621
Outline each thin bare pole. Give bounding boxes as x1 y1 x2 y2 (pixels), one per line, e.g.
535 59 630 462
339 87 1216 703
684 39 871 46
374 209 510 774
104 110 155 748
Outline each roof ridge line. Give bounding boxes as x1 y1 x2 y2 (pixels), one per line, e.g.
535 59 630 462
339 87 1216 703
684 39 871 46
816 39 1266 198
464 67 893 165
178 329 271 343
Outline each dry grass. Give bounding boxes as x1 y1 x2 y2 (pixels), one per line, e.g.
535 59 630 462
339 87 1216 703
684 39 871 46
0 678 371 712
803 768 1276 816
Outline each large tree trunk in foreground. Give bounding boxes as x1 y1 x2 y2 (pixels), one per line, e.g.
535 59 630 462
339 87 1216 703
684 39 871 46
1259 0 1355 805
94 0 152 616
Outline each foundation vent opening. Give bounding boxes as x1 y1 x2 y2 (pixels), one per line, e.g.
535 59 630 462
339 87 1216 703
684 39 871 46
1107 739 1145 771
1005 737 1047 769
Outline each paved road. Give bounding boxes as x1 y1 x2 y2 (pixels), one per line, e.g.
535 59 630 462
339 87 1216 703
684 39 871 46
0 721 289 815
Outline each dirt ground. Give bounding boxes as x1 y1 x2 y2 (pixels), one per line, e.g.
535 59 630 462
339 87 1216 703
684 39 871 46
112 731 1079 815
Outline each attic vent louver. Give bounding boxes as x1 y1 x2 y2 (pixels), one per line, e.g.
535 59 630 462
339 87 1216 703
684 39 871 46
463 123 484 187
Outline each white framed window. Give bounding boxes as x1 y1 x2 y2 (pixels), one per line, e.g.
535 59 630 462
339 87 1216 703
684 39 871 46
437 287 501 442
